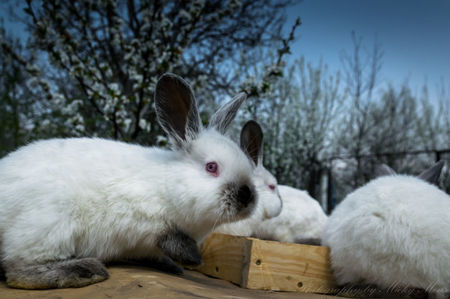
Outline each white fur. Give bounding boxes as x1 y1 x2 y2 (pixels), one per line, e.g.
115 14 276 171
253 185 327 243
215 164 282 236
322 175 450 293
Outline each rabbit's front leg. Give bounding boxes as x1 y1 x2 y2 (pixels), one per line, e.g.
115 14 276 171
4 257 109 289
156 228 202 267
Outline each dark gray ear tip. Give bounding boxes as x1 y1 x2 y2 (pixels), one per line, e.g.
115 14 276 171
428 160 445 174
240 120 264 166
417 160 446 185
433 160 445 174
241 120 264 142
208 92 248 133
156 73 191 90
158 72 182 81
237 91 248 98
155 73 195 105
374 164 396 177
379 164 392 170
243 120 263 135
233 92 247 103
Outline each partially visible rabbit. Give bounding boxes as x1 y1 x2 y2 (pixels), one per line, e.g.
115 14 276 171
0 73 258 289
253 185 328 245
322 161 450 297
216 121 282 236
216 121 327 244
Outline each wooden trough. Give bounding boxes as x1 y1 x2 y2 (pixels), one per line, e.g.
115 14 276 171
194 233 338 294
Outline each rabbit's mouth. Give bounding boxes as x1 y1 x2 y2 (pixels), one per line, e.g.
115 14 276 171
220 182 257 222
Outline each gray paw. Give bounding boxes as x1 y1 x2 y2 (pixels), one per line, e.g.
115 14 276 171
157 228 202 266
60 258 109 281
5 257 109 289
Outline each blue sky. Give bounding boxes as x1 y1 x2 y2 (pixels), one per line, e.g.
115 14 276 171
286 0 450 101
1 1 449 102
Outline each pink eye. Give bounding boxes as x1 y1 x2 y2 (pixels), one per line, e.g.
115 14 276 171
205 162 219 176
268 184 276 191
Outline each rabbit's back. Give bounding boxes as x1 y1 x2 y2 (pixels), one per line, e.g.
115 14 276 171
323 175 450 290
0 138 168 211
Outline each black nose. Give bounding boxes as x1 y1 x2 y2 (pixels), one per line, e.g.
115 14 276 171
237 184 254 207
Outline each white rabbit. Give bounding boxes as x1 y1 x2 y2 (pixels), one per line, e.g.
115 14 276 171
253 185 328 245
322 161 450 296
0 73 258 289
215 121 282 236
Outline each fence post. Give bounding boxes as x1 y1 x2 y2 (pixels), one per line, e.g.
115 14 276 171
326 166 335 214
436 151 441 162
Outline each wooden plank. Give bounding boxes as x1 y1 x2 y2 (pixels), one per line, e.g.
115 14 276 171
196 233 253 286
195 233 338 294
246 237 337 293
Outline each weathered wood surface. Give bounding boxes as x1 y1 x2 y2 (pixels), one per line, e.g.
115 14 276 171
196 233 337 294
0 264 345 299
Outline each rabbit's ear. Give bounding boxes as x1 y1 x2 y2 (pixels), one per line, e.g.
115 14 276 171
240 120 263 166
374 164 397 177
209 92 247 134
155 73 201 147
417 161 445 185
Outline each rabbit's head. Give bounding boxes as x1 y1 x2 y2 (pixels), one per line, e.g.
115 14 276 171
155 74 257 228
240 121 282 220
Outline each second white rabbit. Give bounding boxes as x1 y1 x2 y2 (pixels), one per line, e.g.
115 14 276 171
322 161 450 296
